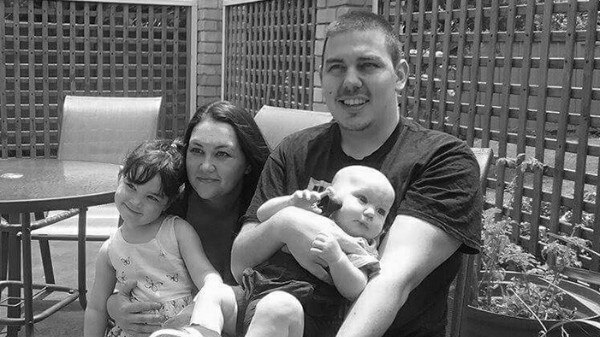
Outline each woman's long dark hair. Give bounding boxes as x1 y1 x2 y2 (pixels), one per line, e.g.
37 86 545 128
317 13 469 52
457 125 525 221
182 101 270 214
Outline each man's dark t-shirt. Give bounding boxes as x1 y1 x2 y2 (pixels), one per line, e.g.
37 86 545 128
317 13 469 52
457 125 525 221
241 117 482 336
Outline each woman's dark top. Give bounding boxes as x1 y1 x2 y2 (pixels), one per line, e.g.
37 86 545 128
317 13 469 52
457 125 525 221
168 189 242 285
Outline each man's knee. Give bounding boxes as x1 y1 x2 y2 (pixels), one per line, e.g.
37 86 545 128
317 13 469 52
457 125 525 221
255 291 303 322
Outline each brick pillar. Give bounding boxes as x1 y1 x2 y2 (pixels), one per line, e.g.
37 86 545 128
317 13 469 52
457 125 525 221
196 0 223 109
312 0 372 112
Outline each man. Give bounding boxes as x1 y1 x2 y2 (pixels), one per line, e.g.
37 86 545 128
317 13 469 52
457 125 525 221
231 11 481 337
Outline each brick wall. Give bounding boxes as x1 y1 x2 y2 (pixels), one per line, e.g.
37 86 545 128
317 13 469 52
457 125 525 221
196 0 223 109
312 0 372 112
195 0 373 112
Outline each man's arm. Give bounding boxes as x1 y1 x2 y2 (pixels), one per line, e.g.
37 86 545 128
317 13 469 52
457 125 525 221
231 206 364 284
335 214 461 337
256 195 294 222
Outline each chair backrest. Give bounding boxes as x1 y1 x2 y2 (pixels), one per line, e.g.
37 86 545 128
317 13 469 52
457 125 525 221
254 105 332 149
447 147 493 337
58 96 162 165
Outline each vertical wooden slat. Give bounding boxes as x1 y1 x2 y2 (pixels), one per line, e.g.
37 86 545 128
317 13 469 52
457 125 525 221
27 0 35 157
96 2 104 94
265 2 274 105
274 0 282 107
398 0 414 118
450 0 469 138
411 0 426 123
307 0 316 110
172 6 180 139
465 0 483 146
494 1 517 232
293 1 301 109
481 0 500 148
14 2 22 157
529 0 554 253
148 6 155 96
69 2 76 94
572 0 598 228
423 0 439 130
510 0 536 230
435 0 453 133
300 0 309 109
549 0 577 235
160 6 168 137
135 6 142 95
42 0 50 157
249 4 257 110
582 2 600 272
56 1 64 148
83 2 91 94
260 2 268 110
0 0 6 158
122 5 128 95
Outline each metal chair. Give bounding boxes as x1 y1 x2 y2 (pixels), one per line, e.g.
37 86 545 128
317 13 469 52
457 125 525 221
29 95 162 308
253 105 332 149
446 147 494 337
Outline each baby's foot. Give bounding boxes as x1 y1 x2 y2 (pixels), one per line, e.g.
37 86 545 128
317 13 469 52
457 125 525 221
149 325 221 337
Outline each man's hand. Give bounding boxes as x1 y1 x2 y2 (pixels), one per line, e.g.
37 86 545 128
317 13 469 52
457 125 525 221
310 232 344 265
106 280 163 336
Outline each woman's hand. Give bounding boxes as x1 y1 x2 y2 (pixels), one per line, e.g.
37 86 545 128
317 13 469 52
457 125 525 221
106 280 163 336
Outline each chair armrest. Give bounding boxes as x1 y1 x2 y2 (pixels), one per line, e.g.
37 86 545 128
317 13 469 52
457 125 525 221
30 209 80 231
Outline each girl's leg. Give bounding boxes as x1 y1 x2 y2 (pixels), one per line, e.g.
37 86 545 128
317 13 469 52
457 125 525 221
245 291 303 337
191 283 238 336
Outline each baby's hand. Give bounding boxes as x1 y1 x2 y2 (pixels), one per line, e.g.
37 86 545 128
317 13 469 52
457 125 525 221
310 232 344 265
290 189 331 214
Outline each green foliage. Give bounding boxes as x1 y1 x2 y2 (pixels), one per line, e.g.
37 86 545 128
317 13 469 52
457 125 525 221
476 154 598 324
476 208 587 321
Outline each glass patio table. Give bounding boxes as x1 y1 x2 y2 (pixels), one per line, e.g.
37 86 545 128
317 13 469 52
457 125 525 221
0 158 120 337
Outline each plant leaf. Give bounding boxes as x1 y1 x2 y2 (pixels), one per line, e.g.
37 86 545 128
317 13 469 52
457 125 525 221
542 319 600 337
536 278 600 314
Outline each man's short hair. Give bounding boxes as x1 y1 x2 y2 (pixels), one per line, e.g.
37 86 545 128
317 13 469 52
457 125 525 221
322 11 403 69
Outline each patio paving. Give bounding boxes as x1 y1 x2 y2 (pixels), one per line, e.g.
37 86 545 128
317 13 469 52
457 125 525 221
1 204 118 336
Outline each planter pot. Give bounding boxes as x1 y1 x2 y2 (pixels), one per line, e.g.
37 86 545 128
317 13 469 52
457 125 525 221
460 272 600 337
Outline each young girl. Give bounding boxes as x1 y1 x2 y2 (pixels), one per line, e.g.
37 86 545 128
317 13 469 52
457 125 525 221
84 139 225 337
151 165 395 337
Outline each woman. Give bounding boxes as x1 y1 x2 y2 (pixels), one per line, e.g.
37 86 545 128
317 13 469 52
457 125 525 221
105 101 270 335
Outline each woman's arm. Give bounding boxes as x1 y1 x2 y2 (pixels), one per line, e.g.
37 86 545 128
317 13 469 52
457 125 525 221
335 215 461 337
84 243 117 337
311 233 368 300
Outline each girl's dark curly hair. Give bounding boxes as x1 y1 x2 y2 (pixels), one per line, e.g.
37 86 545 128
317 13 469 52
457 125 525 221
120 139 186 202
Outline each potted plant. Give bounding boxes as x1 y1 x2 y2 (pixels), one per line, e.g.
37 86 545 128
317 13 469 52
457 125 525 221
460 155 600 337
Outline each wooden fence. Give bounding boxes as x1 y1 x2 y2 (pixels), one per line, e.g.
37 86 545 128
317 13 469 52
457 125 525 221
222 0 318 115
377 0 600 271
0 0 194 159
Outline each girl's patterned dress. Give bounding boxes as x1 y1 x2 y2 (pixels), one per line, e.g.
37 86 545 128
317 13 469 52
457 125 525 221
105 215 196 337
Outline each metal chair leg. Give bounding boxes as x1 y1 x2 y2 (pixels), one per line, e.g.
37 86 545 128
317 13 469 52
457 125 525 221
0 231 8 281
77 208 88 309
39 237 56 284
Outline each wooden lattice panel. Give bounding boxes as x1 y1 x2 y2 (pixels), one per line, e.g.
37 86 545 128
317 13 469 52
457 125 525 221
0 0 191 158
223 0 317 115
378 0 600 271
